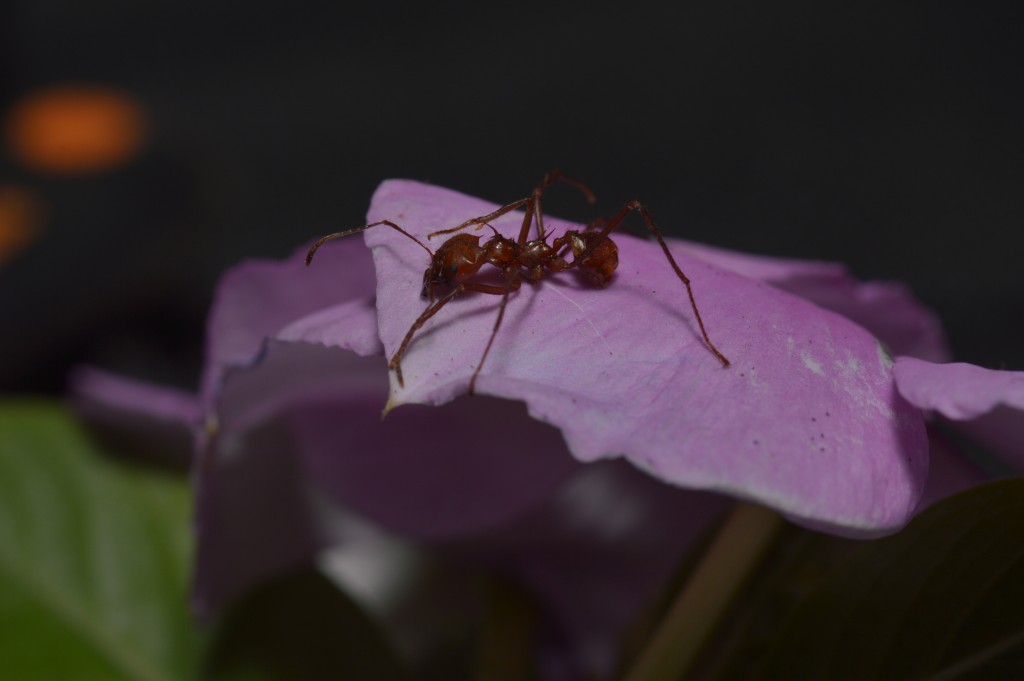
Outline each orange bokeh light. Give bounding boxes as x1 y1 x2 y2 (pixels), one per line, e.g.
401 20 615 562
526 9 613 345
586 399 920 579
4 84 147 174
0 185 44 266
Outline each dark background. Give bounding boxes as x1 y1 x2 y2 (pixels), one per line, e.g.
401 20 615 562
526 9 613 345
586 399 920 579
2 1 1022 394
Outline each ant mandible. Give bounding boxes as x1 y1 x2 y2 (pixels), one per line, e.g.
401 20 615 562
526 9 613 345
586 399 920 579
306 172 730 395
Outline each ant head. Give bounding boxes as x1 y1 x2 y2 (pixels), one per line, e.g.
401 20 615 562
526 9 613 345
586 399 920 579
422 233 486 295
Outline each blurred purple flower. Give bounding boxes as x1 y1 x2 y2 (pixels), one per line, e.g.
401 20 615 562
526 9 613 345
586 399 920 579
893 357 1024 470
361 181 933 537
70 179 1021 679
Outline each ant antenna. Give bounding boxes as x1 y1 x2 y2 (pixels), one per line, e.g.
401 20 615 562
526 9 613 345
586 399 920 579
428 198 532 240
538 170 596 205
307 220 433 265
532 171 597 243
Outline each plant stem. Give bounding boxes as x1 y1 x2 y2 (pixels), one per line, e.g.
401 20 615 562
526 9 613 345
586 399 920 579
622 501 784 681
474 577 538 681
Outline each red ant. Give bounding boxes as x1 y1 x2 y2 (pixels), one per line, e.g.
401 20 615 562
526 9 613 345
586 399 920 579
306 172 730 395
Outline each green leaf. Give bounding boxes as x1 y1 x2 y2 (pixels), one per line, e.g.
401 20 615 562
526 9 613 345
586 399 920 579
204 567 411 681
750 479 1024 680
0 401 199 681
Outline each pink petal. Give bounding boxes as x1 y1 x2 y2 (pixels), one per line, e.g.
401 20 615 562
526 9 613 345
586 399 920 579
70 238 377 440
201 237 376 407
363 180 928 537
893 356 1024 468
194 313 580 611
674 242 951 362
69 365 200 425
457 462 729 678
67 365 200 465
893 356 1024 418
192 417 335 616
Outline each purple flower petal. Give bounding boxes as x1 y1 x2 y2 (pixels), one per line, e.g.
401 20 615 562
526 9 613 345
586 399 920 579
194 313 581 612
69 223 730 669
192 235 728 658
68 180 957 678
673 241 951 362
192 416 336 617
201 237 377 407
190 240 397 611
67 365 199 465
219 339 579 540
456 462 729 678
69 365 200 427
363 180 928 536
893 356 1024 468
893 356 1024 419
69 233 582 615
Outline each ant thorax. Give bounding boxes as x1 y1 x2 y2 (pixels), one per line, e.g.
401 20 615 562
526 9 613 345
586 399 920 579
481 234 521 271
520 239 564 282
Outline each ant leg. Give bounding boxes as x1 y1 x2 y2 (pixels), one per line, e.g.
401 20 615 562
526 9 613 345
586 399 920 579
389 286 464 387
430 173 596 243
594 201 731 368
428 197 532 239
515 197 537 245
307 220 432 265
389 278 521 393
536 171 597 204
461 277 523 395
531 171 597 242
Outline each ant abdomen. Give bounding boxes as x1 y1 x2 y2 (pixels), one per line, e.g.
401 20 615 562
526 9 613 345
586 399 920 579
558 231 619 287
